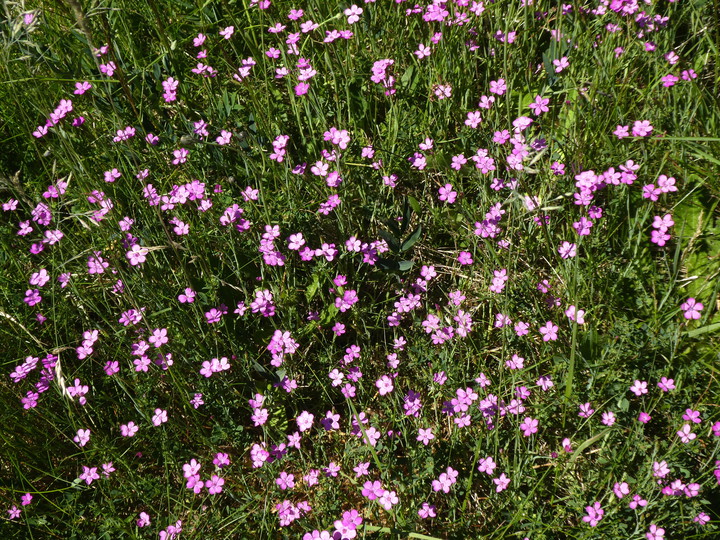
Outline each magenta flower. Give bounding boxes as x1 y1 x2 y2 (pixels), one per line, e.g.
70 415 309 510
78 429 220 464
126 244 148 266
493 473 510 492
152 408 168 426
629 380 648 396
296 411 314 432
657 377 676 392
276 471 295 490
344 4 363 24
553 56 569 72
646 524 665 540
219 26 234 39
417 428 435 445
21 493 33 506
148 328 168 348
362 480 385 500
520 417 539 436
680 298 703 320
457 251 473 265
613 481 630 498
120 421 138 437
74 428 91 447
677 424 696 443
539 321 558 341
558 241 577 259
172 148 189 165
79 466 100 485
418 502 436 518
206 474 225 494
137 512 151 527
438 183 457 204
582 502 604 527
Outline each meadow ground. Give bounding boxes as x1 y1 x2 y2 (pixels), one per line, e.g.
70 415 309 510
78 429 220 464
1 0 720 538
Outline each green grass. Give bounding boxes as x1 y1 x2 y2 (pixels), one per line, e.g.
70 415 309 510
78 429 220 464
1 0 719 538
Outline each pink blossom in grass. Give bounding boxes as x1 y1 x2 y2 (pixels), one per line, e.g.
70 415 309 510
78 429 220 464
79 466 100 485
630 380 648 396
539 321 558 341
375 375 394 396
558 241 577 258
646 524 665 540
74 428 90 447
276 471 295 490
178 288 195 303
417 428 434 445
553 56 569 72
137 512 151 527
296 411 314 432
21 493 32 506
438 183 457 203
219 26 234 39
120 421 138 437
632 120 653 137
126 244 148 266
148 328 168 348
104 361 119 376
477 456 496 475
458 251 473 265
657 377 675 392
520 417 538 436
206 475 224 494
629 494 648 509
493 473 510 492
582 502 604 527
683 408 702 424
680 298 703 320
614 481 630 498
378 490 399 511
171 148 189 165
677 423 696 443
418 502 436 518
578 402 595 418
152 409 168 426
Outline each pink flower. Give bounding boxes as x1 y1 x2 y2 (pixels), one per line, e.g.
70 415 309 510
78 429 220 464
582 502 604 527
344 4 363 24
417 428 435 445
120 421 138 437
520 417 539 436
553 56 569 72
680 298 703 320
152 408 168 426
74 428 91 447
493 473 510 492
629 380 648 396
457 251 473 265
126 244 148 266
558 241 577 259
296 411 314 432
206 474 225 494
219 26 234 39
148 328 168 348
539 321 558 341
438 183 457 204
79 466 100 485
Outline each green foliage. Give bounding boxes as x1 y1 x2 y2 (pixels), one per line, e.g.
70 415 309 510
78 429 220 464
1 0 719 538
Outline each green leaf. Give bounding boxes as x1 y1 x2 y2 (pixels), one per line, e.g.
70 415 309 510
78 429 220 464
378 230 401 253
397 260 414 272
305 273 321 302
401 225 422 252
